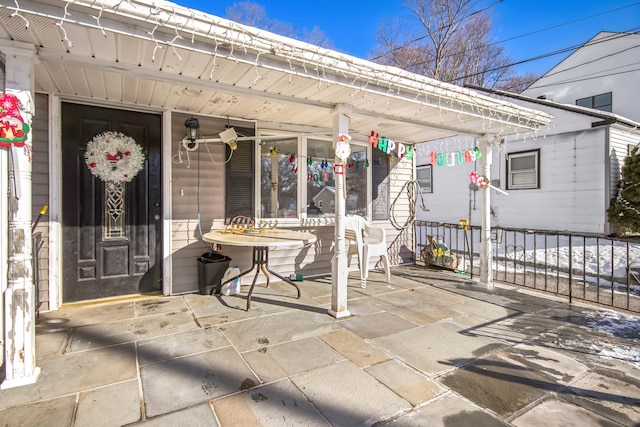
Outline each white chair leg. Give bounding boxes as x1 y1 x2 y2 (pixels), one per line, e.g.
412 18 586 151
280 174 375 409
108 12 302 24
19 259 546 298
362 247 369 288
381 254 391 283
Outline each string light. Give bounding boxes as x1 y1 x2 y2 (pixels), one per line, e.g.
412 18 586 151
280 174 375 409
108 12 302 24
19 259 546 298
13 0 550 136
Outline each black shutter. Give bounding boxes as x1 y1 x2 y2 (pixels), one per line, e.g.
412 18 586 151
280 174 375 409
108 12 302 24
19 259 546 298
225 127 254 223
372 150 390 220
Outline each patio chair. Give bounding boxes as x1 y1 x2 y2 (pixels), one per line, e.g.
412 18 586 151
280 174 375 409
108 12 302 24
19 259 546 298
344 215 391 288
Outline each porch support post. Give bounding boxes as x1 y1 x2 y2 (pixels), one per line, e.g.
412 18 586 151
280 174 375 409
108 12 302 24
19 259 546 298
0 42 39 389
478 135 494 288
329 104 351 318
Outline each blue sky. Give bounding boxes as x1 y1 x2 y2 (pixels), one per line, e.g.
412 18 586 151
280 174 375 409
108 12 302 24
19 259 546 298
172 1 640 76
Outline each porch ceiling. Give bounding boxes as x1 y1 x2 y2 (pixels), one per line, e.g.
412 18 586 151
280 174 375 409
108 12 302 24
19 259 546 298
0 0 552 143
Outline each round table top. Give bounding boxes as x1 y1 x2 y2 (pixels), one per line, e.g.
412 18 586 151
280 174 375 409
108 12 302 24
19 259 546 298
202 229 317 248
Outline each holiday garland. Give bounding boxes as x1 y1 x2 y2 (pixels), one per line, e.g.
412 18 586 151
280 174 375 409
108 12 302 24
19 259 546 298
85 131 145 182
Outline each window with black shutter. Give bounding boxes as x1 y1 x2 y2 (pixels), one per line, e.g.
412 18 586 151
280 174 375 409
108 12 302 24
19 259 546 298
225 127 255 223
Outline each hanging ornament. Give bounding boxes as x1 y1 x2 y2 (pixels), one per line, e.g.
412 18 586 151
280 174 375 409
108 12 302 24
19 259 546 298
365 158 370 168
474 146 482 159
307 157 313 166
0 93 30 147
289 154 295 163
335 134 351 162
85 131 145 183
469 171 489 189
321 159 328 169
269 147 277 157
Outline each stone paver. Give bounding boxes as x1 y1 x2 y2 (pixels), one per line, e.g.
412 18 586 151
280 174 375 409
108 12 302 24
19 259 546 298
372 320 504 375
75 380 141 426
3 266 640 426
137 326 231 366
511 397 623 427
380 394 509 427
141 346 259 417
319 328 390 368
212 379 330 426
291 360 412 426
365 359 443 406
0 395 76 427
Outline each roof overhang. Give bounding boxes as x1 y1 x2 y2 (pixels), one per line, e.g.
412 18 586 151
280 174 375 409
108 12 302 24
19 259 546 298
0 0 552 143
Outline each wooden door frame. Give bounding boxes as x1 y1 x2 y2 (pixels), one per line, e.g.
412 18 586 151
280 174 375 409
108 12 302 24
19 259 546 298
48 97 173 309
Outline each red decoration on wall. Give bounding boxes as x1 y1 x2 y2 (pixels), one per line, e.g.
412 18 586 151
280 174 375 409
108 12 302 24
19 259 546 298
0 93 30 147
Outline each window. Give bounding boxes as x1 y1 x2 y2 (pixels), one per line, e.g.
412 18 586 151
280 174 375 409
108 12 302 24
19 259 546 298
416 164 432 193
576 92 612 112
257 135 372 220
372 149 389 220
306 139 335 217
260 138 298 218
507 150 539 190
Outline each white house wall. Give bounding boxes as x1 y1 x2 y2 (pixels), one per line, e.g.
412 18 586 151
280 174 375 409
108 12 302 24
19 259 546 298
524 32 640 123
417 108 614 234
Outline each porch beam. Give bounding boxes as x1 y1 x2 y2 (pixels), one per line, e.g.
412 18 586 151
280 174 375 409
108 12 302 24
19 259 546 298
329 104 351 318
0 43 40 389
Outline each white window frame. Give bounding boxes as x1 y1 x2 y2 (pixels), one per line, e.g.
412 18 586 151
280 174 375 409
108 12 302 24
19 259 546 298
416 164 432 193
255 132 372 222
507 149 539 190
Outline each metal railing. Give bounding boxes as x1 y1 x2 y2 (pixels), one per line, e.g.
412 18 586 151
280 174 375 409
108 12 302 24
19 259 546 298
415 221 640 313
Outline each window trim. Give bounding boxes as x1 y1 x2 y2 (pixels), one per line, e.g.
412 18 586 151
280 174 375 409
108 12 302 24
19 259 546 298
255 132 372 222
416 163 433 193
506 149 540 190
576 92 612 112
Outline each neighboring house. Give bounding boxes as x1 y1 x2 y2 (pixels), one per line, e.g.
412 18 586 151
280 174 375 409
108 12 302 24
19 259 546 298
0 1 549 388
523 31 640 122
415 89 640 234
416 31 640 235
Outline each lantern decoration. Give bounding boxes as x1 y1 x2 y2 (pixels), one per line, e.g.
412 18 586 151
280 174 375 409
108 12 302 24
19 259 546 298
0 93 30 147
85 131 145 182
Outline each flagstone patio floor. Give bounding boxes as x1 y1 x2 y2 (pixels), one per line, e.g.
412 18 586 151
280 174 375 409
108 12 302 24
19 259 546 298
1 266 639 426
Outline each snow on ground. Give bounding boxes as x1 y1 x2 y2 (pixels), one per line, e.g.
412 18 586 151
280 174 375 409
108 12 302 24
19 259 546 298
582 309 640 368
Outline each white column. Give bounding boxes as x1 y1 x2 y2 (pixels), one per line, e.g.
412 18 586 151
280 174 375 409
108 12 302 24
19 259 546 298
1 42 39 389
329 105 351 318
478 135 494 288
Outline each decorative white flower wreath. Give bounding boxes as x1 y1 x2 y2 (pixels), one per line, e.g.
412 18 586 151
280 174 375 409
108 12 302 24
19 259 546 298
85 131 145 182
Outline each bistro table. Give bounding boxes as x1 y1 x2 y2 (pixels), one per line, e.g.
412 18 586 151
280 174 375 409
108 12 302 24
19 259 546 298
202 228 317 310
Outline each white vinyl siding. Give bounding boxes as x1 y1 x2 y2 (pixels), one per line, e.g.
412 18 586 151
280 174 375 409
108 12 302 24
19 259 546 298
32 93 50 310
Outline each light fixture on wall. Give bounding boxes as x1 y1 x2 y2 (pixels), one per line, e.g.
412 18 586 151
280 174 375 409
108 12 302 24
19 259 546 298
182 117 238 151
184 118 200 149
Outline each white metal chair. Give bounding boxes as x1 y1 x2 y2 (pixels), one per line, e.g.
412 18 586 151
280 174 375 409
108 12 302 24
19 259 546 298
344 215 391 288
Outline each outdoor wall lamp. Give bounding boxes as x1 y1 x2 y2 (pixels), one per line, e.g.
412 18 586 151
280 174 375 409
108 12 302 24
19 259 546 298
184 117 200 149
183 117 239 151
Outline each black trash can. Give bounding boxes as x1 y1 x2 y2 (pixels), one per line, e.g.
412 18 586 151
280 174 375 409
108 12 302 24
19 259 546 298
197 252 232 295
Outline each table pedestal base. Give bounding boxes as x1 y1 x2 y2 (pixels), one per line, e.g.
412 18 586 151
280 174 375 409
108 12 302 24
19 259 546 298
216 246 300 310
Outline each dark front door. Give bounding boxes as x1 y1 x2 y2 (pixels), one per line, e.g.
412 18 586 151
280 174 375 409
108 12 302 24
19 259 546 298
62 103 162 302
